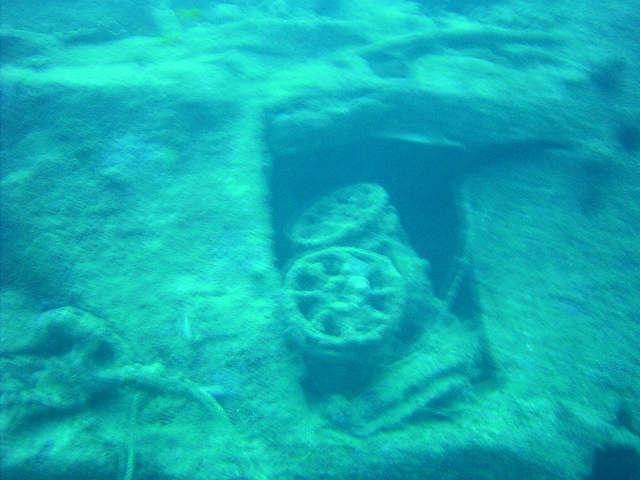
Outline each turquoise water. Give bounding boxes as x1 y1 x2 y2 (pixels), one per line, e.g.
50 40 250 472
1 1 639 479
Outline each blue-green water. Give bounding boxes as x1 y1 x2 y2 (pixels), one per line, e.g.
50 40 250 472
1 1 639 479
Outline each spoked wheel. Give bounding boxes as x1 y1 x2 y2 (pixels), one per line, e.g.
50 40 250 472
285 247 407 361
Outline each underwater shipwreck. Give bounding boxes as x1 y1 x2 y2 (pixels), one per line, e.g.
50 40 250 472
1 1 639 479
